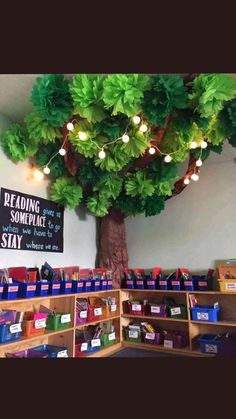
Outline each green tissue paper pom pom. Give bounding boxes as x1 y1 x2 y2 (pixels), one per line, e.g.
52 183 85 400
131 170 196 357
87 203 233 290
125 171 155 197
87 194 111 217
31 74 73 127
69 74 106 123
69 120 106 158
93 173 123 200
114 192 145 216
25 112 62 144
35 143 66 177
103 74 150 117
1 123 38 161
50 177 83 209
143 195 165 217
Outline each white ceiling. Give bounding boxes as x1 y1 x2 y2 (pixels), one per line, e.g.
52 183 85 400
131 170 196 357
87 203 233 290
0 74 235 164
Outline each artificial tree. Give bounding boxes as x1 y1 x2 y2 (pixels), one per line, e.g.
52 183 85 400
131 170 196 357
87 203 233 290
2 73 236 287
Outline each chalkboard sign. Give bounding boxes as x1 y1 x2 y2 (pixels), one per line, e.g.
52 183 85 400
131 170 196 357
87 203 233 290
0 188 64 252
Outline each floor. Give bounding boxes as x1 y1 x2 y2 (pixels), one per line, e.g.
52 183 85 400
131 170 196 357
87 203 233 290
110 348 186 357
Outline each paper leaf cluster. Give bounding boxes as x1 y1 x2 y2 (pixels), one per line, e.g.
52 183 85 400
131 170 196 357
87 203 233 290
25 112 62 144
35 144 66 177
50 176 83 209
125 171 155 197
1 123 38 161
87 195 111 217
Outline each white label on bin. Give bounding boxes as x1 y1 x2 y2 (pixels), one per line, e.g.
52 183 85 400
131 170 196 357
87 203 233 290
61 314 71 324
35 318 46 329
171 307 181 315
129 330 138 338
226 283 236 290
94 307 102 316
57 350 68 358
151 306 160 314
145 332 155 340
80 310 87 319
9 323 22 334
111 304 117 312
91 338 101 348
197 312 209 321
81 342 88 352
132 304 141 311
108 332 116 341
164 339 173 349
205 344 218 353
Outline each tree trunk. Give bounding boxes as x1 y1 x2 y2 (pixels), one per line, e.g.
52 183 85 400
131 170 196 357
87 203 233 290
96 208 128 289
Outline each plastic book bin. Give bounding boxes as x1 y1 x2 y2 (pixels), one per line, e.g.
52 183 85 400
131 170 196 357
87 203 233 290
48 280 61 295
144 332 164 345
91 280 101 292
158 278 171 290
2 283 19 300
83 281 92 293
46 313 71 331
5 349 49 358
164 331 189 349
171 279 184 291
31 344 69 358
23 318 47 337
35 282 49 297
191 305 220 322
198 334 222 354
218 279 236 292
109 302 118 317
135 279 145 289
72 280 84 293
101 280 107 291
218 334 236 356
126 279 135 289
60 280 73 294
101 332 116 347
169 304 188 319
184 278 197 291
76 308 88 325
75 340 89 357
0 323 22 344
128 301 146 316
124 327 142 343
87 338 101 353
146 303 168 317
107 280 113 290
197 278 211 291
0 285 4 300
88 305 103 322
17 282 36 298
145 278 157 290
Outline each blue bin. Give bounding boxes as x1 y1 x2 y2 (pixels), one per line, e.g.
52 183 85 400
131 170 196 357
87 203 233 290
0 285 4 300
72 280 84 293
107 280 113 290
0 323 22 343
87 338 101 353
60 280 73 294
198 334 222 354
83 280 92 293
145 278 157 290
158 278 171 290
91 279 101 292
35 281 49 297
48 280 61 295
191 305 220 322
126 279 135 289
184 278 197 291
2 282 19 300
196 277 211 291
171 278 184 290
101 280 107 291
17 281 36 298
31 344 69 358
135 279 145 289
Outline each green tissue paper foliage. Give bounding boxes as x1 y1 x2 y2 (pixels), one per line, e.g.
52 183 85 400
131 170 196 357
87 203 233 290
95 144 131 172
25 112 62 143
142 194 165 217
93 173 123 200
1 123 38 161
50 176 83 209
87 194 111 217
125 171 155 197
121 129 150 158
31 74 73 127
103 74 150 117
69 120 106 158
35 143 66 177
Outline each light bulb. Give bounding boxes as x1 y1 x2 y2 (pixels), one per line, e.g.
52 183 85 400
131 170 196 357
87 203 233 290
33 169 44 181
196 159 203 167
59 148 66 156
98 149 106 159
122 134 130 143
190 141 198 149
149 147 156 155
191 173 199 181
67 122 74 131
184 178 190 185
139 123 148 133
132 115 141 125
43 166 50 175
78 131 87 141
201 140 207 149
164 154 172 163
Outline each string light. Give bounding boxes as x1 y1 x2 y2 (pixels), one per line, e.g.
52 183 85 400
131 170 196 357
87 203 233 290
164 154 172 163
191 173 199 181
184 178 190 185
132 115 141 125
201 140 207 149
139 123 148 133
67 122 74 131
190 141 198 149
98 149 106 159
78 131 88 141
59 148 66 156
34 169 44 181
43 166 50 175
149 147 156 155
196 159 203 167
122 134 130 143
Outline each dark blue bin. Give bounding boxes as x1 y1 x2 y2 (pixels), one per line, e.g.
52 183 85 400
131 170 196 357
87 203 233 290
101 280 107 291
83 280 92 293
145 278 157 290
2 282 19 300
35 281 49 297
17 281 36 298
171 278 184 290
48 280 61 295
135 279 145 289
91 280 101 292
158 278 171 290
0 285 4 300
72 280 84 293
107 280 113 290
31 344 69 358
184 278 197 291
87 338 101 353
191 305 220 322
196 277 211 291
126 279 135 289
198 334 222 354
0 323 22 343
60 280 73 294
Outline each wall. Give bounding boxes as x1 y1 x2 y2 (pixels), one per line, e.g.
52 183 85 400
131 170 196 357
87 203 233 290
126 156 236 272
0 114 97 268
